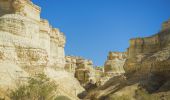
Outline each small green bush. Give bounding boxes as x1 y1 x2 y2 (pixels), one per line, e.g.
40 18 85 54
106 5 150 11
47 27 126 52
10 73 57 100
134 88 158 100
55 96 71 100
109 94 131 100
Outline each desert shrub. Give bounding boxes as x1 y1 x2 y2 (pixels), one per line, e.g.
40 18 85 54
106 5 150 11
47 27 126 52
109 94 131 100
55 96 71 100
10 73 57 100
134 88 158 100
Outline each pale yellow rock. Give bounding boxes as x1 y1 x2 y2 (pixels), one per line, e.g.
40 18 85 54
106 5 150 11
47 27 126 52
44 67 84 100
162 19 170 31
124 20 170 76
65 56 97 85
0 0 83 99
65 56 77 75
104 52 126 76
84 19 170 100
0 62 28 95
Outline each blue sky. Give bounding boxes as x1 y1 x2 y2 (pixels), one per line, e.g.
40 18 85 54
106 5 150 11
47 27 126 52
32 0 170 66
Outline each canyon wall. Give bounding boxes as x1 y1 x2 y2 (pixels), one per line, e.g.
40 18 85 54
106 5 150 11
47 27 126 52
0 0 65 72
124 20 170 76
0 0 83 99
84 19 170 100
124 19 170 92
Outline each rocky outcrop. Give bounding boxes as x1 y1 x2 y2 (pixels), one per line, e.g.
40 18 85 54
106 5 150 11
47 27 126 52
0 1 66 71
84 19 170 100
65 56 96 85
94 67 105 84
162 18 170 31
104 52 126 76
124 20 170 76
124 19 170 92
0 0 83 99
65 56 77 75
75 57 95 85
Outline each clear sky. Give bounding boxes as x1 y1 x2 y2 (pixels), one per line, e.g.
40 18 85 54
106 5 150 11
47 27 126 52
32 0 170 66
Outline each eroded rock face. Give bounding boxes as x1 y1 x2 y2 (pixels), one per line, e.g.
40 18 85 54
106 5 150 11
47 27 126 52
104 52 126 76
0 0 83 99
75 58 95 85
44 67 84 100
65 56 77 75
84 19 170 100
124 19 170 92
65 56 96 85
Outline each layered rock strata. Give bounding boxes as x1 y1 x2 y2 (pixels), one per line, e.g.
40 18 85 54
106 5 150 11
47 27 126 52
84 19 170 100
0 0 83 99
65 56 77 75
75 57 94 83
124 19 170 92
65 56 96 85
104 52 126 76
124 20 170 76
0 0 66 71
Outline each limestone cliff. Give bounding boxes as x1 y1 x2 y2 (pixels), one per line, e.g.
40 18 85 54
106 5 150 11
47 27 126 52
0 0 83 99
104 52 126 76
124 19 170 78
123 19 170 92
84 19 170 100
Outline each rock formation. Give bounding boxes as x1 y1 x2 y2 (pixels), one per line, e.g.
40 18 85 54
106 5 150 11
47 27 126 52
123 19 170 92
65 56 77 75
0 0 84 99
75 57 95 85
94 67 105 83
104 52 126 77
124 19 170 77
0 0 65 71
65 56 96 85
84 19 170 100
2 1 170 100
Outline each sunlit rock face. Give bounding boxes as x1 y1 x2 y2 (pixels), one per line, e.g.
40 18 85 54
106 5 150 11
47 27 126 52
162 19 170 31
0 0 84 99
124 19 170 92
65 56 96 85
75 57 96 85
124 22 170 76
65 56 77 75
104 52 126 76
44 67 84 100
94 67 105 84
84 20 170 100
0 0 66 72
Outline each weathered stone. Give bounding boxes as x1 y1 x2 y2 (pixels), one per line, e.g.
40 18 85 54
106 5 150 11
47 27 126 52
84 19 170 100
44 67 84 100
104 52 126 76
124 29 170 77
65 56 77 75
0 0 83 99
162 19 170 31
65 56 96 85
124 19 170 92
